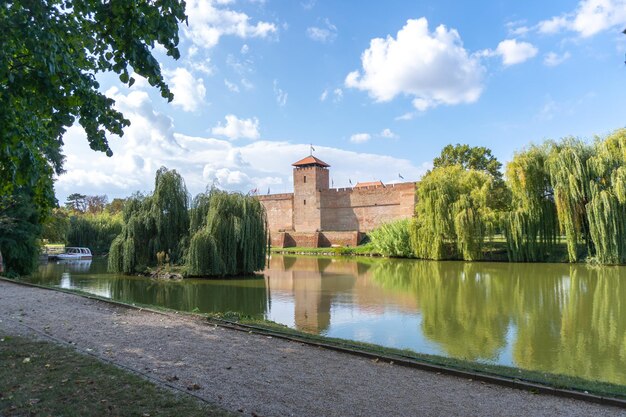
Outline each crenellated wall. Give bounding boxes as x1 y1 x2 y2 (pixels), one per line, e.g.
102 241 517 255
320 182 416 232
256 160 416 247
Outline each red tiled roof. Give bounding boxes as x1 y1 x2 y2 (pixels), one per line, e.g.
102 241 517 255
354 181 384 188
292 155 330 167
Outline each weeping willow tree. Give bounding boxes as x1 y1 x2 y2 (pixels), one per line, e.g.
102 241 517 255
545 139 594 262
186 188 268 277
585 128 626 264
109 167 189 274
66 212 122 253
504 145 558 262
411 165 507 260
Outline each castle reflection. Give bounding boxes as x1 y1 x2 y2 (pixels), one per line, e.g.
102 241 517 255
264 255 626 385
28 255 626 384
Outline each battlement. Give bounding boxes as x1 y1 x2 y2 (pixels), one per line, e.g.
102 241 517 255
326 182 416 194
256 155 417 244
257 193 293 201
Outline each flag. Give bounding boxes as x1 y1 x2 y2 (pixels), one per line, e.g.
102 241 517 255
398 173 404 179
267 187 270 195
331 179 334 187
349 179 352 185
310 144 315 155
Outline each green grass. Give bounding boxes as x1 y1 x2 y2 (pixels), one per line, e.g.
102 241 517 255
42 243 65 255
0 334 232 417
208 312 626 401
270 242 382 257
271 239 574 263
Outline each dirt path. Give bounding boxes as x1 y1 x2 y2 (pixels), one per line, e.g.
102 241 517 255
0 280 623 417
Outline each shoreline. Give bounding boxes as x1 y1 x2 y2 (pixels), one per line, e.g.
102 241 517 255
1 277 625 415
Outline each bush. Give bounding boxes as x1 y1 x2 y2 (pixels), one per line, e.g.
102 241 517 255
369 219 413 258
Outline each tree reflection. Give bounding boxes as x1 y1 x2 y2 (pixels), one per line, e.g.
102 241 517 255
372 260 626 384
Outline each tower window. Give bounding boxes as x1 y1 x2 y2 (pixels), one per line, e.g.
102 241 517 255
304 199 306 205
304 175 307 183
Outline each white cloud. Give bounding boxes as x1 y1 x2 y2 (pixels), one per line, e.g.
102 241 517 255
164 67 206 112
273 80 288 106
538 0 626 37
495 39 538 66
224 79 240 93
320 88 343 102
184 0 277 49
241 78 254 90
506 20 531 37
240 44 250 54
345 18 484 111
350 133 371 144
544 51 571 66
212 114 260 140
226 54 254 75
333 88 343 102
395 112 415 121
56 88 429 201
301 0 316 10
188 59 214 76
306 18 337 43
380 128 397 139
538 16 570 34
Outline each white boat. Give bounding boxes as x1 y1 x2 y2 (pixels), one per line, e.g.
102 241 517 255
56 247 93 260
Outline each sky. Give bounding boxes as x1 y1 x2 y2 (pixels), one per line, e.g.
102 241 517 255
56 0 626 202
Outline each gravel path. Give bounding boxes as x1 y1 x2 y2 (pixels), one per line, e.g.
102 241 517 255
0 280 624 417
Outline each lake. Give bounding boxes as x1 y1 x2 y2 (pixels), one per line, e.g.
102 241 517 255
24 254 626 385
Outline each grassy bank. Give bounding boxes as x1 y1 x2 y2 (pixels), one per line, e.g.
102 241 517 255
0 334 231 417
270 242 381 257
208 312 626 402
271 240 570 263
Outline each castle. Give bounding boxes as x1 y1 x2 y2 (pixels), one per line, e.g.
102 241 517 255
257 155 416 248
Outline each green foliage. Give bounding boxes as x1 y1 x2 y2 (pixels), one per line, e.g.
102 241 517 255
412 165 506 260
545 139 594 261
0 1 185 274
186 188 268 277
0 190 42 275
65 193 88 212
108 168 189 274
504 144 558 262
585 129 626 264
369 219 413 258
433 143 503 179
504 129 626 265
66 212 123 254
41 208 70 244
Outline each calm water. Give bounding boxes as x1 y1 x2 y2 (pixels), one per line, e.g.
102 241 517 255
25 255 626 385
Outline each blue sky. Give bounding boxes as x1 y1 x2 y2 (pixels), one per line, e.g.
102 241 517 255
57 0 626 201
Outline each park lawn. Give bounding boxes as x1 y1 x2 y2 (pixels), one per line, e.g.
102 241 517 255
0 334 232 417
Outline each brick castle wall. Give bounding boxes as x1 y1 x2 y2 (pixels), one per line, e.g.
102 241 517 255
257 193 293 232
320 182 416 232
256 161 416 247
293 166 329 232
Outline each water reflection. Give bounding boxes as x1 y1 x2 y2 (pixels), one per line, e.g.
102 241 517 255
26 255 626 385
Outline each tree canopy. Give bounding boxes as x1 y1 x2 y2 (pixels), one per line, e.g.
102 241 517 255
411 165 506 260
0 0 186 211
433 144 503 179
0 0 185 274
108 168 189 274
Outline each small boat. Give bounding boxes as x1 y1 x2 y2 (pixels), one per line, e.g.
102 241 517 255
56 247 93 260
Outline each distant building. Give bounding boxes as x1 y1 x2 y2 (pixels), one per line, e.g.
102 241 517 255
257 155 416 247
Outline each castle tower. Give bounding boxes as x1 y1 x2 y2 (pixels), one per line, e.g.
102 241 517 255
292 155 330 232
